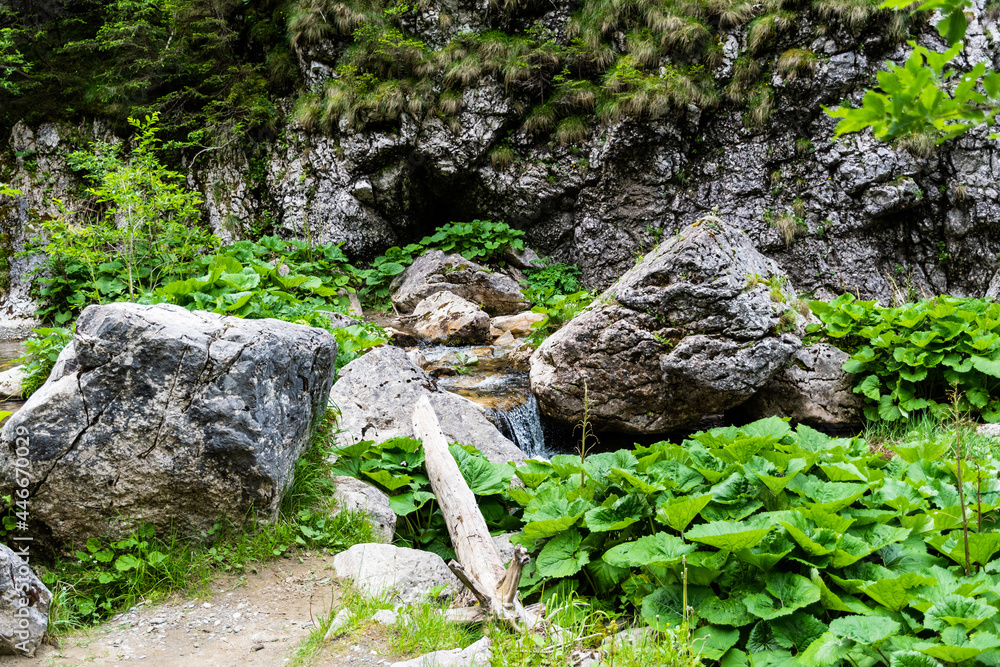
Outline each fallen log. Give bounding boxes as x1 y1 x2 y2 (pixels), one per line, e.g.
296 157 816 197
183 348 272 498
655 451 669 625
411 394 541 629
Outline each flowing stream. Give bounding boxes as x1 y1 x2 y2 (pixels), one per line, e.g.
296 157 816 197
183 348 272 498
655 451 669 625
419 344 566 459
0 340 26 425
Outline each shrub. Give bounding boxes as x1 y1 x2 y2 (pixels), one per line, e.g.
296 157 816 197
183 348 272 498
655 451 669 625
420 219 525 264
521 259 584 306
809 294 1000 422
15 327 73 398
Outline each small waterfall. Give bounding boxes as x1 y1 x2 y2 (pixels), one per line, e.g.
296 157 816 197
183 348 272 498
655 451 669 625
488 394 551 459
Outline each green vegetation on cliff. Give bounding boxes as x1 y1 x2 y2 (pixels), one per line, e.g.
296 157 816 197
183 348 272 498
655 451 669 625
0 0 916 148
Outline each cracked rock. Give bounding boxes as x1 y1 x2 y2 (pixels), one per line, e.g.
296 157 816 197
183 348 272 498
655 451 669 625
0 303 337 548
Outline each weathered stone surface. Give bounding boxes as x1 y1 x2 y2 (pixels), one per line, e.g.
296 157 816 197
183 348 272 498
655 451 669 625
489 311 545 339
391 251 527 315
332 543 459 605
332 476 396 543
732 343 864 429
408 291 490 344
0 303 337 547
389 637 492 667
330 346 525 464
0 365 24 399
0 544 51 656
530 217 801 433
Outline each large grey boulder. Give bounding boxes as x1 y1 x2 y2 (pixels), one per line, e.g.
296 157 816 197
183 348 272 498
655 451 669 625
0 303 337 547
332 543 459 605
732 343 865 429
391 250 527 315
530 217 801 433
0 545 50 656
332 476 396 543
407 291 490 344
330 346 526 464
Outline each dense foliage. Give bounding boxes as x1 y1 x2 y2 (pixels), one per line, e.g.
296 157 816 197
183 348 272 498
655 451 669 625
339 416 1000 665
0 0 295 141
830 0 1000 147
810 294 1000 423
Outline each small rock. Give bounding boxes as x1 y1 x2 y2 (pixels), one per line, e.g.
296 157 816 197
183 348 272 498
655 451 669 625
0 365 25 399
408 291 491 345
391 250 527 315
323 609 352 640
332 477 397 543
371 609 399 626
490 311 545 338
251 644 264 652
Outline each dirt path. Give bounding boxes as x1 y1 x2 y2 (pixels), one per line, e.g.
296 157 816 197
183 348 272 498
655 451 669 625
2 555 344 667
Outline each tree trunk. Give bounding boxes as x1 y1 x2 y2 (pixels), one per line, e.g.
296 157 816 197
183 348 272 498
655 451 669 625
411 395 539 629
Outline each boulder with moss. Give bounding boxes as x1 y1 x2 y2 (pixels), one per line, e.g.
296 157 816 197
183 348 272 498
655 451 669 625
530 217 801 434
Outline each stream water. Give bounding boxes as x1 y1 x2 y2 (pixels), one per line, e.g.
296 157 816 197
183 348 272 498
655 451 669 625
0 340 26 426
419 344 569 459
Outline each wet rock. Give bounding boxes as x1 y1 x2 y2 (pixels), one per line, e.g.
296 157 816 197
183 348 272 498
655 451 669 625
0 544 51 656
732 343 864 429
0 366 24 398
530 217 801 433
331 346 525 463
332 543 459 605
0 303 337 547
489 311 545 339
408 291 491 344
391 251 527 315
332 477 397 543
389 636 492 667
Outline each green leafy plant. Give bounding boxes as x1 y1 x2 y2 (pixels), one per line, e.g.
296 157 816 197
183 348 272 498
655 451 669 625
809 294 1000 422
419 220 525 265
526 290 595 347
329 437 521 559
334 416 1000 665
521 259 584 307
828 0 1000 145
15 327 73 398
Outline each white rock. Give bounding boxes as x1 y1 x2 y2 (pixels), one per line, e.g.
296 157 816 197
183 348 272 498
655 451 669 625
389 636 492 667
0 365 25 398
324 609 352 639
409 291 490 345
371 609 399 626
490 311 545 338
332 543 459 605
